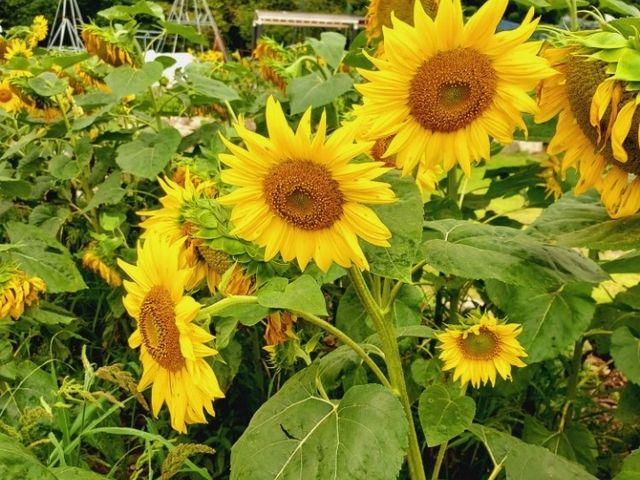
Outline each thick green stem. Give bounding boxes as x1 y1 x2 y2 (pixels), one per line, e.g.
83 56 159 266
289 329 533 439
197 295 259 319
198 295 391 388
431 440 448 480
349 268 426 480
559 339 584 430
447 170 459 204
293 310 391 389
568 0 579 31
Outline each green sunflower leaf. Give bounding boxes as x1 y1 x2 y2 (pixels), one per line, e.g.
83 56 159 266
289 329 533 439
365 171 423 282
418 384 476 447
230 365 408 480
614 449 640 480
469 425 598 480
422 219 606 290
0 433 57 480
257 274 327 316
486 281 596 363
115 128 181 179
611 327 640 385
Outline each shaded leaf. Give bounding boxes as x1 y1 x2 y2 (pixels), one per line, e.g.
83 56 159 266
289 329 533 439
257 274 327 316
418 385 475 447
116 128 181 179
423 220 606 290
486 281 595 363
611 327 640 384
365 172 423 282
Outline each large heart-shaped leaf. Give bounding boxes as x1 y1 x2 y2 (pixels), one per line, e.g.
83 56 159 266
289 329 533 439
116 128 181 179
231 367 408 480
419 385 476 447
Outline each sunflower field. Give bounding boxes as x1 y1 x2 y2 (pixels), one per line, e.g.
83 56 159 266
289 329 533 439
1 0 640 478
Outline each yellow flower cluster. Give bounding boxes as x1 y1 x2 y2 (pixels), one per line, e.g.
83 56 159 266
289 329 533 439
537 43 640 217
0 268 46 320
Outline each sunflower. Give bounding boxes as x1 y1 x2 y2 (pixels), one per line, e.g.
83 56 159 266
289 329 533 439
5 39 33 61
356 0 554 185
437 312 527 388
536 46 640 217
82 26 135 67
366 0 439 42
82 247 122 287
139 171 252 294
264 311 297 348
118 234 224 433
252 38 287 91
0 79 24 113
0 263 46 320
218 97 395 272
30 15 48 46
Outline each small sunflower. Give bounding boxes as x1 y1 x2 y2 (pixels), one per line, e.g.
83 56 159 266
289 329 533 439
356 0 554 183
536 45 640 217
218 97 395 272
0 79 24 113
0 263 46 320
118 234 224 433
252 38 287 90
5 39 33 61
437 312 527 388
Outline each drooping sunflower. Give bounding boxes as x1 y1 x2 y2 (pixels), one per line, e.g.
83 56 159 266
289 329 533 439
4 39 33 61
536 43 640 217
437 312 527 388
356 0 554 183
264 311 297 349
366 0 439 42
118 234 224 433
139 171 252 294
218 97 395 272
82 25 135 67
82 245 122 287
0 263 46 320
0 79 24 114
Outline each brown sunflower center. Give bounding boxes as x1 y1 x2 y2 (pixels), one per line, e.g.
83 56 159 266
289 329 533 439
458 327 500 361
197 245 233 275
0 88 13 103
139 286 185 371
263 160 344 231
408 48 497 133
566 56 640 174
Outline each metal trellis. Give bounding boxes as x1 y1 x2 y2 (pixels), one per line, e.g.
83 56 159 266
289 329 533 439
48 0 85 50
161 0 229 61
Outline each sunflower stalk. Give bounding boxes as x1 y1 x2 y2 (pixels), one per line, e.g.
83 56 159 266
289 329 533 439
348 267 426 480
291 310 392 389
